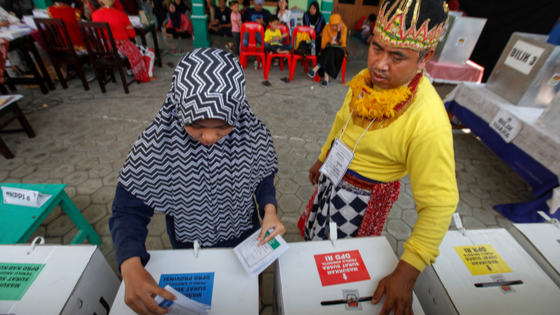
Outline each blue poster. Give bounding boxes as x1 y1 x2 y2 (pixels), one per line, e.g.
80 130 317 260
159 272 215 307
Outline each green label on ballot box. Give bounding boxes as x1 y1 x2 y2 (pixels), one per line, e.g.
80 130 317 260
0 263 45 301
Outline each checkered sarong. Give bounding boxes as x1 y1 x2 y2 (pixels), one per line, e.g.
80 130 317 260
300 173 400 241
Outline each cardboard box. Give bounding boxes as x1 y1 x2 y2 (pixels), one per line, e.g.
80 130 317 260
414 229 560 315
274 236 425 315
110 248 259 314
508 223 560 288
0 244 120 314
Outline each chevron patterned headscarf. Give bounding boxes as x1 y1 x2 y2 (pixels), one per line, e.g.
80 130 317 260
119 48 278 246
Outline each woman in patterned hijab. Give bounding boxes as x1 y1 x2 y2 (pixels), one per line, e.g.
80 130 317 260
110 48 283 314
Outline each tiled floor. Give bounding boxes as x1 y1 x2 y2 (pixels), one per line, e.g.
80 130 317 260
0 33 533 313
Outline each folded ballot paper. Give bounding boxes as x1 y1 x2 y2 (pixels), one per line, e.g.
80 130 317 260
155 285 210 315
234 228 289 278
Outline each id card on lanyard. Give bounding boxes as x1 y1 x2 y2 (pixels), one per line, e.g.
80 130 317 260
319 110 375 186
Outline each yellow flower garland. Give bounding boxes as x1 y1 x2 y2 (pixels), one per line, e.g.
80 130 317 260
346 71 412 121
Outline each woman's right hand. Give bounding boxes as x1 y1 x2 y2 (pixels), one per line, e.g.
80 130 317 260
309 159 323 185
121 257 176 315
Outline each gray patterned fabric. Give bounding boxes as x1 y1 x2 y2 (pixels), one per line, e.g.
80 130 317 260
119 48 278 246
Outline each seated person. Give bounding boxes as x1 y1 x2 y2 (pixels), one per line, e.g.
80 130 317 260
163 2 193 39
264 16 291 54
241 0 270 47
47 3 86 52
209 0 232 37
226 0 242 55
92 0 156 82
354 13 376 44
89 0 124 12
308 13 347 87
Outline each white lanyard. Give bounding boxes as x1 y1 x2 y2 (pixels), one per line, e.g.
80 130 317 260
319 110 375 187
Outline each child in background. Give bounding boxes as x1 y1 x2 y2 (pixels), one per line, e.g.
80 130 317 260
264 16 292 54
226 1 242 56
355 13 376 44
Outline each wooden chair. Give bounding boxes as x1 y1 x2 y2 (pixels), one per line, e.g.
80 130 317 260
78 21 136 94
34 18 91 91
0 98 36 159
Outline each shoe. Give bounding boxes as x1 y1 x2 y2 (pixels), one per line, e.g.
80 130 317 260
321 81 328 87
225 44 233 54
308 70 315 79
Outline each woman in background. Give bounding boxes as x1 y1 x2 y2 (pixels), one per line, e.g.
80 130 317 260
163 2 193 39
275 0 291 32
303 1 325 56
92 0 156 82
307 13 347 87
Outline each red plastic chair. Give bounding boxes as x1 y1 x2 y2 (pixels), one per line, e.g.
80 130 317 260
239 22 266 78
289 26 318 82
355 16 367 31
341 57 347 83
264 24 291 80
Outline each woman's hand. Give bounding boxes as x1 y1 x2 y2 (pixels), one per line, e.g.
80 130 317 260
121 257 176 315
257 204 286 246
309 159 323 185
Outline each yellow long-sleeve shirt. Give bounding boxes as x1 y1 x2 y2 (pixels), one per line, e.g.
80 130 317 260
318 74 459 271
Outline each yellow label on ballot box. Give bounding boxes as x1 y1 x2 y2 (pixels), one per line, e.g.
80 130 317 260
454 244 512 276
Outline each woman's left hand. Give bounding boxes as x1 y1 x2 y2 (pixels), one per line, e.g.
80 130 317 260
257 204 286 246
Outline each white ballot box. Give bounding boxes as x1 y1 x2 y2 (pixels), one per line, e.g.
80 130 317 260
414 229 560 315
0 244 120 315
508 223 560 288
110 248 259 314
274 236 425 315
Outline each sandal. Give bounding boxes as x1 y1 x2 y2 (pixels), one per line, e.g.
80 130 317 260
262 80 272 87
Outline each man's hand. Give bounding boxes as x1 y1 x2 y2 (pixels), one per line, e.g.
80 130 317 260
257 204 286 246
121 257 176 315
372 260 420 315
309 159 323 185
256 17 264 25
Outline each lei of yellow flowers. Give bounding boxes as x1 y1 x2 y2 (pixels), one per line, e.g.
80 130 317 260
346 71 412 121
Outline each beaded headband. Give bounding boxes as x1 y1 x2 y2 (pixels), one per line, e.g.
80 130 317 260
373 0 448 51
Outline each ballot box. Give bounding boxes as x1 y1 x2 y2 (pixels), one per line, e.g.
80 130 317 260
110 248 259 314
274 236 425 315
486 32 560 108
508 223 560 288
537 92 560 134
432 12 487 65
0 242 120 315
414 229 560 315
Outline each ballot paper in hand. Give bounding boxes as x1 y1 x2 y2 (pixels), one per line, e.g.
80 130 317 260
154 285 210 315
234 228 289 278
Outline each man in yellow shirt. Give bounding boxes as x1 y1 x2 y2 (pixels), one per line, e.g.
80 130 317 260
298 0 458 314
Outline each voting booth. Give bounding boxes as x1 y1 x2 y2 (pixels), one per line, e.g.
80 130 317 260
486 32 560 108
0 242 120 314
274 236 425 314
414 229 560 315
110 248 259 314
508 223 560 288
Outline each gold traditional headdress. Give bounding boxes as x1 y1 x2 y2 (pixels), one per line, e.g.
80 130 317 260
374 0 449 51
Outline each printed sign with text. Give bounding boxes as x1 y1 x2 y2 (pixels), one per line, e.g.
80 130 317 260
159 272 214 307
454 244 512 276
489 109 523 143
504 40 545 75
314 250 371 286
0 263 45 301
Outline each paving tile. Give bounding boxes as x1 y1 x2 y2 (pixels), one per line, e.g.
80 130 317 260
490 191 512 205
460 191 482 208
456 200 473 216
26 151 51 164
291 159 311 171
88 163 114 178
22 171 49 183
98 236 115 256
387 220 412 241
82 204 108 225
50 164 76 179
26 226 46 243
396 192 415 209
147 214 167 236
473 208 497 225
277 164 296 179
146 236 164 250
278 195 302 213
381 231 398 254
37 156 64 171
296 185 315 203
279 212 300 234
402 209 418 228
9 164 37 178
462 216 486 229
43 206 62 225
161 232 173 249
77 178 103 195
103 171 120 186
63 151 87 164
388 204 403 219
468 184 491 199
276 179 299 194
64 186 76 199
95 215 112 236
47 214 74 237
0 170 8 181
293 171 311 186
0 157 25 171
289 147 308 160
63 171 89 186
